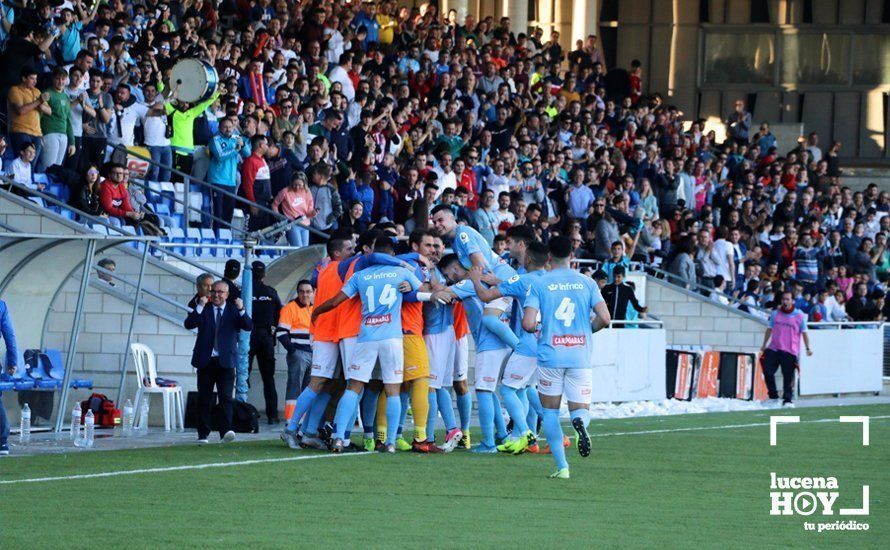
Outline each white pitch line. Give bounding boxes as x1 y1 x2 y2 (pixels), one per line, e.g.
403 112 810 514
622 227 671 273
591 414 890 438
0 451 372 486
5 415 889 485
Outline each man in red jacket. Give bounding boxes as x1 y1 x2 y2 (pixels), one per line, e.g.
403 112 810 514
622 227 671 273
99 163 144 225
240 135 272 232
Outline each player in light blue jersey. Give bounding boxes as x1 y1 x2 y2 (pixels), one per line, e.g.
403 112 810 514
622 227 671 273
311 238 424 453
422 264 462 446
430 204 516 282
433 254 519 453
523 236 611 479
468 240 550 455
501 225 545 442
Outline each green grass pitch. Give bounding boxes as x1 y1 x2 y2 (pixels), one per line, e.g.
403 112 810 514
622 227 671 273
1 404 888 548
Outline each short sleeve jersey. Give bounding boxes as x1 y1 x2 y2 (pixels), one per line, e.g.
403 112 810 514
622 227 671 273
498 269 546 358
341 264 421 342
453 225 516 280
396 253 429 335
423 268 453 335
452 279 512 353
525 267 604 369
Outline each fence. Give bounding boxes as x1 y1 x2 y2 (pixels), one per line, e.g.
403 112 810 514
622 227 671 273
799 322 885 396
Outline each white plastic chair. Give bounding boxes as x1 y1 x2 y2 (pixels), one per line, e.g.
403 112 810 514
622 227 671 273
131 343 184 432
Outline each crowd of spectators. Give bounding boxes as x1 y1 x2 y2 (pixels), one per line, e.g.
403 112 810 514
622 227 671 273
0 0 888 323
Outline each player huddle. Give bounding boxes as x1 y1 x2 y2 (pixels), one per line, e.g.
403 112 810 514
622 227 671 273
281 204 611 479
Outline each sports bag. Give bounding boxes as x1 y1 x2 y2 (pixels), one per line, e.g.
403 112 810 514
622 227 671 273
232 401 260 434
80 393 122 428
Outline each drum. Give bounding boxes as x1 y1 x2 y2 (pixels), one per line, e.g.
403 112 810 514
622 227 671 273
170 58 219 103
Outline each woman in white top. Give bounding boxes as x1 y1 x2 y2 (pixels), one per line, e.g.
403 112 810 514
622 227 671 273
827 291 851 322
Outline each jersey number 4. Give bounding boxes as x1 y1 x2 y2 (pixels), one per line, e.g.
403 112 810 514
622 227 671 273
365 284 397 310
554 297 576 327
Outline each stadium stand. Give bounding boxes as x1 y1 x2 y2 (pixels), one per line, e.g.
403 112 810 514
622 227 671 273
0 0 887 436
0 2 890 320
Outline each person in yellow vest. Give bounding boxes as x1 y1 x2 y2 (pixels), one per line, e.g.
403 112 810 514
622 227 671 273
277 279 315 422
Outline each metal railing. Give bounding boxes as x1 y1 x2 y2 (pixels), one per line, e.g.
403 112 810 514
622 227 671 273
0 178 223 278
572 257 773 317
118 145 332 242
607 318 664 329
125 174 252 237
806 321 885 329
884 324 890 378
117 145 289 234
93 264 191 314
153 242 303 253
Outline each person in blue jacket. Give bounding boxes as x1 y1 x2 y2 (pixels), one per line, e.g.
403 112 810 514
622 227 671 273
340 167 375 225
207 117 251 229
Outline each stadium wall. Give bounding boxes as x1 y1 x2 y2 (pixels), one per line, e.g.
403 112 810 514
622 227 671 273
644 275 768 352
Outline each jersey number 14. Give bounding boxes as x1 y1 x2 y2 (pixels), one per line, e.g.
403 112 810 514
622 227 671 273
555 297 576 327
365 284 397 310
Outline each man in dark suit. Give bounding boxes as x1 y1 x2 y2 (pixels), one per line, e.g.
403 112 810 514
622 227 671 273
846 282 879 322
184 280 253 444
601 266 648 326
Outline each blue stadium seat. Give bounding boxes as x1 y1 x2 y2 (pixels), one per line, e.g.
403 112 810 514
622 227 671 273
106 217 122 229
7 350 36 390
159 182 176 211
117 224 140 249
147 180 163 202
19 349 60 390
229 238 244 258
155 203 171 216
44 349 93 389
33 173 49 185
0 379 13 391
60 208 76 221
186 227 201 257
200 228 215 256
215 228 233 257
170 213 184 229
89 223 109 236
168 227 186 255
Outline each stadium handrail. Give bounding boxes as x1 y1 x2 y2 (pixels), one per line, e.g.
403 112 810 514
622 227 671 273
153 242 304 252
123 173 252 237
607 319 664 329
806 321 884 329
116 145 288 226
94 264 191 314
117 144 332 241
572 257 773 317
0 177 223 278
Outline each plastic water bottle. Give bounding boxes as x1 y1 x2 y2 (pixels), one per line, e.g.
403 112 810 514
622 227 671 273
122 399 135 437
139 398 149 434
71 403 82 444
83 409 95 448
19 404 31 446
